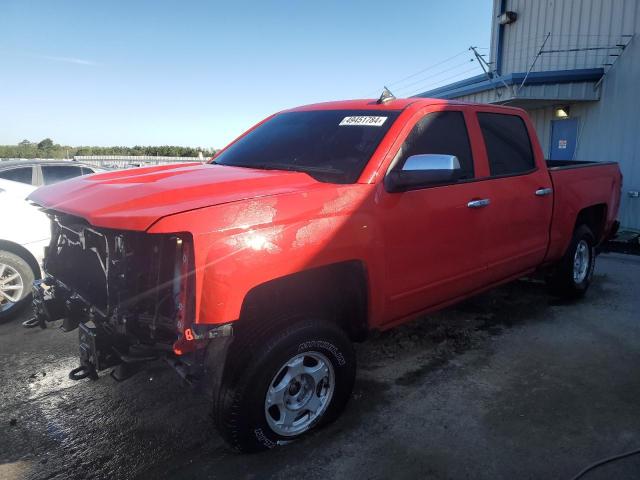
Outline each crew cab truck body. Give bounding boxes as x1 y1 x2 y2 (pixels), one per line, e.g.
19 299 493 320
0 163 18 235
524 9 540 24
28 98 621 452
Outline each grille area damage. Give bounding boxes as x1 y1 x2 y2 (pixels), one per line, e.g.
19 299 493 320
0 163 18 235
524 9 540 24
32 211 196 380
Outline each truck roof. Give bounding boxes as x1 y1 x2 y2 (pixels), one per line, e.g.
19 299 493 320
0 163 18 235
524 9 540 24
287 97 525 114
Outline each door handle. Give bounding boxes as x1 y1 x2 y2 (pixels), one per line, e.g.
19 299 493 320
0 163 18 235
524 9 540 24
535 187 553 196
467 198 491 208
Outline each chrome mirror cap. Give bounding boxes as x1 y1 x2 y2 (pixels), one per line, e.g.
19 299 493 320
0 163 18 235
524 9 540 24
402 154 460 171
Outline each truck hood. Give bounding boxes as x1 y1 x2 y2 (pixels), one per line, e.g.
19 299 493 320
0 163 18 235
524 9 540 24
28 163 323 231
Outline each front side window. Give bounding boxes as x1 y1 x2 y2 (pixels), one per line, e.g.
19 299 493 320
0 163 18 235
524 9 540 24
394 111 474 180
0 166 32 184
477 112 535 176
213 110 401 184
41 165 84 185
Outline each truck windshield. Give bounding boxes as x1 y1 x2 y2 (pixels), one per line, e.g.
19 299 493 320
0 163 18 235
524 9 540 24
213 109 400 183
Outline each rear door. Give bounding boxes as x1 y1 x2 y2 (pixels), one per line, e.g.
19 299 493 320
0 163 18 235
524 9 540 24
379 108 493 321
476 111 553 281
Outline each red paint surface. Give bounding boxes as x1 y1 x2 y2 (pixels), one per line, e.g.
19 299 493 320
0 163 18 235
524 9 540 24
29 99 622 331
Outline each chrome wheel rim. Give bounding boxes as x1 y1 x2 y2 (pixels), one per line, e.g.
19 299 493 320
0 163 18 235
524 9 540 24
264 351 335 437
573 240 590 283
0 262 24 312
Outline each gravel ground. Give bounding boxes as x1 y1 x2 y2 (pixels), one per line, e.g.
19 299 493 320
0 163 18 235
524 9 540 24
1 253 639 479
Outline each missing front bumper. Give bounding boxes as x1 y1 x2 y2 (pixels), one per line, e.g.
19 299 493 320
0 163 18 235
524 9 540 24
31 270 233 386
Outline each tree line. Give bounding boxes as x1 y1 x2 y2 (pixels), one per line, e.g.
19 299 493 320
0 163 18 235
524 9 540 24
0 139 217 159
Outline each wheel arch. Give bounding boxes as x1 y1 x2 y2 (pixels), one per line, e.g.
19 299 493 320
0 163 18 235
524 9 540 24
236 260 370 343
574 203 607 244
0 240 41 280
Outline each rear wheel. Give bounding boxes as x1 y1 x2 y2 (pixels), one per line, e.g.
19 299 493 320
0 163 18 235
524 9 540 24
214 317 356 452
546 225 596 298
0 250 35 321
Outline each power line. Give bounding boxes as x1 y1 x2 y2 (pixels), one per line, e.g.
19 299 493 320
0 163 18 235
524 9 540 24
392 59 476 95
541 45 625 53
364 49 472 98
365 46 490 98
374 31 630 100
407 65 483 97
551 33 625 38
383 49 470 88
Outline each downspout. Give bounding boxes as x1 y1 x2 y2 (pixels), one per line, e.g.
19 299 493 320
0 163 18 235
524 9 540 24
496 0 507 75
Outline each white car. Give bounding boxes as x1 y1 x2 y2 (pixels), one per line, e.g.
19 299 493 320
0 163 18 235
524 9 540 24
0 159 103 186
0 179 51 320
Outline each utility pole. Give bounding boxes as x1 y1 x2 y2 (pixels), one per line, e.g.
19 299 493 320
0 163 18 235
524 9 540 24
470 46 511 98
469 46 493 79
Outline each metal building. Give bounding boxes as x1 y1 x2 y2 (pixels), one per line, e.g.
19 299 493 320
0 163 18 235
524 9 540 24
417 0 639 229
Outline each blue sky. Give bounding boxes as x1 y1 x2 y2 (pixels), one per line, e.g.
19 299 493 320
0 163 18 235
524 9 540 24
0 1 492 149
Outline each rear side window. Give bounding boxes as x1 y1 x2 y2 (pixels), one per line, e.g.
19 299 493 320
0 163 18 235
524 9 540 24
41 165 84 185
397 111 474 180
477 113 535 176
0 166 32 184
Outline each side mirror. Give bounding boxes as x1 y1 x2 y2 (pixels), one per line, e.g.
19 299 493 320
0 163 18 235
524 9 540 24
385 154 461 192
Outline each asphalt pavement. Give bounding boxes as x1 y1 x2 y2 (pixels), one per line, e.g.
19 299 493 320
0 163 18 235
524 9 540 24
1 253 639 479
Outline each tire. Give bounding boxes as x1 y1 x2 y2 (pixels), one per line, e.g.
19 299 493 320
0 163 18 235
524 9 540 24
0 250 35 321
214 317 356 452
546 225 596 299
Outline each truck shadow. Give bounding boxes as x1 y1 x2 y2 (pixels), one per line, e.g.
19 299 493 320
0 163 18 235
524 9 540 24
356 277 555 388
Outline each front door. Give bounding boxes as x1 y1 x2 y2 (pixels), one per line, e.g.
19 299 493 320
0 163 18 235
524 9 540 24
379 110 491 322
550 118 578 161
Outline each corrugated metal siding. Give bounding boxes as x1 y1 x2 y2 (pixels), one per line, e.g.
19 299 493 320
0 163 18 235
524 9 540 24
498 0 635 74
523 26 640 229
527 98 640 230
456 88 504 104
453 80 600 104
484 0 640 229
516 81 601 100
569 33 640 229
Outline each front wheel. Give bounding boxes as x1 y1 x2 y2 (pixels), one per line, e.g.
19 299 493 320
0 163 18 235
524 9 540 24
215 318 356 452
0 250 35 321
546 225 596 298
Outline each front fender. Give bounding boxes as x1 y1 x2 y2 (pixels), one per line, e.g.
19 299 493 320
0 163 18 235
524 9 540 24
148 184 382 325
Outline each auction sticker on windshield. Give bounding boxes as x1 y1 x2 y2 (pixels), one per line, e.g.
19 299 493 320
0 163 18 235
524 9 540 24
339 116 388 127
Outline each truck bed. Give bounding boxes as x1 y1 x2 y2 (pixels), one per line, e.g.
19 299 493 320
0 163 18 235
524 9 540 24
545 161 622 262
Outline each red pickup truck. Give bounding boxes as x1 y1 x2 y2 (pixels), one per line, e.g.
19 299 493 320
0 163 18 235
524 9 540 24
28 97 621 452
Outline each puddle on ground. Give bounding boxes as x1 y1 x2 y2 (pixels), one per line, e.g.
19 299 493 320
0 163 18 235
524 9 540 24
26 356 79 401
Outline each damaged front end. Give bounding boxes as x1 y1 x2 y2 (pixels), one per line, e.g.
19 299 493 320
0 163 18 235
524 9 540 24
31 212 230 383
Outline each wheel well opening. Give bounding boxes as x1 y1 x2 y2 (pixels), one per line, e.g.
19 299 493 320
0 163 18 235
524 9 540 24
575 204 607 244
237 261 369 343
0 240 41 280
